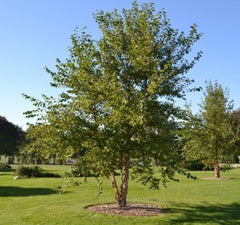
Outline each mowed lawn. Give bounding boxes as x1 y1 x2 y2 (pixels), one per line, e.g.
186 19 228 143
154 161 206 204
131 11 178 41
0 165 240 225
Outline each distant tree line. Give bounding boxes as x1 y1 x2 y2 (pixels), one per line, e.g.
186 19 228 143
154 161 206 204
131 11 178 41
0 116 25 163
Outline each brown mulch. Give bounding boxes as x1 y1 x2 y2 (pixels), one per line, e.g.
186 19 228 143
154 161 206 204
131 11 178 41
201 177 230 180
86 203 163 216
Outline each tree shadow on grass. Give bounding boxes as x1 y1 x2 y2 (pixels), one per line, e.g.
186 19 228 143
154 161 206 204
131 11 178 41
165 202 240 225
0 186 57 197
0 169 15 174
0 173 13 176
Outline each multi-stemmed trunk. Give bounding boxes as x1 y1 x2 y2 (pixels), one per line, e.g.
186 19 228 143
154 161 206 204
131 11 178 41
110 156 130 208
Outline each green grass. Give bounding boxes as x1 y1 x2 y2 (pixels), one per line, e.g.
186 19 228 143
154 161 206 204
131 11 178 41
0 166 240 225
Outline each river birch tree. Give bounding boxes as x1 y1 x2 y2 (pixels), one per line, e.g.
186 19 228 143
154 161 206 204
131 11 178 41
24 1 201 207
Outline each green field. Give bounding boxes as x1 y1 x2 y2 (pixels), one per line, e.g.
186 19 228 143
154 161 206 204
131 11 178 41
0 165 239 225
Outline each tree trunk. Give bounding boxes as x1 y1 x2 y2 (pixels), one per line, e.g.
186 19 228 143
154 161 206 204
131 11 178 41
8 155 13 164
110 156 130 208
119 156 130 208
214 164 220 178
110 171 120 205
53 154 56 165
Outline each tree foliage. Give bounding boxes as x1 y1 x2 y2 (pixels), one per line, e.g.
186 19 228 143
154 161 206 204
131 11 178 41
22 123 78 164
231 109 240 160
179 82 239 178
0 116 25 162
23 1 201 207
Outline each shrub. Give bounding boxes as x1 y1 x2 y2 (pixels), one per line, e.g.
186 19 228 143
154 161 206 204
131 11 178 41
0 163 12 171
182 160 205 171
15 166 41 178
182 160 213 171
15 165 61 178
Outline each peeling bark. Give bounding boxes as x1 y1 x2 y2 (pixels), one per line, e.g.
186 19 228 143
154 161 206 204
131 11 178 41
110 156 130 208
119 156 130 208
110 171 120 205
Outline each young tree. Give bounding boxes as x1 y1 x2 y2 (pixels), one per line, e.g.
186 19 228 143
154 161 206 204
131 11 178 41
230 109 240 162
0 116 25 163
22 124 63 164
180 82 239 178
24 1 201 207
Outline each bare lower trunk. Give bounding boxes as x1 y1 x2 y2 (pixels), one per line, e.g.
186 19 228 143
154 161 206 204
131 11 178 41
8 155 13 164
119 156 130 208
110 171 120 204
110 156 130 208
53 154 56 165
214 164 220 178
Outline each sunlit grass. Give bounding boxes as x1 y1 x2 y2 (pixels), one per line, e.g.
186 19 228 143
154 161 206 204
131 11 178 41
0 165 239 225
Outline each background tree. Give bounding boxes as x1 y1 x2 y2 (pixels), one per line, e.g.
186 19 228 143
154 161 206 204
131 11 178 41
24 1 201 208
22 124 57 164
180 82 239 178
230 109 240 162
22 123 80 164
0 116 25 163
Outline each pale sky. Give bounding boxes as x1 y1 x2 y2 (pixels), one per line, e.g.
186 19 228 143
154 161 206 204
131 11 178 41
1 0 240 130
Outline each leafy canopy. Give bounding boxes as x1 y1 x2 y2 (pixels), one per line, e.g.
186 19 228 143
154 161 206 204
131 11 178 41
24 1 201 198
179 81 239 175
0 116 25 157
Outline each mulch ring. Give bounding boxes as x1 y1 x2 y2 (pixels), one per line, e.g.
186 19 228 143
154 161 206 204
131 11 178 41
201 177 231 180
86 203 164 216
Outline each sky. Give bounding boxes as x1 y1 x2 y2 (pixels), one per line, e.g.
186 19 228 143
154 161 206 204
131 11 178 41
1 0 240 130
